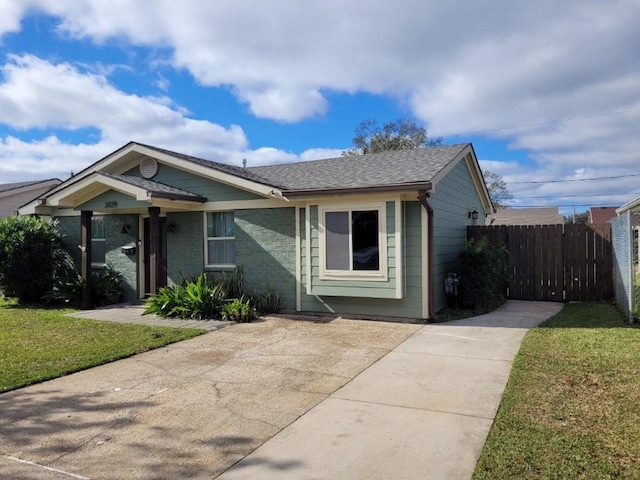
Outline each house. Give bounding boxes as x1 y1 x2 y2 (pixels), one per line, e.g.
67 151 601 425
19 141 492 320
0 179 61 218
611 198 640 322
589 206 618 224
486 207 563 225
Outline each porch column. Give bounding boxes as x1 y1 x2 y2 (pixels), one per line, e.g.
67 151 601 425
80 210 93 310
148 206 160 294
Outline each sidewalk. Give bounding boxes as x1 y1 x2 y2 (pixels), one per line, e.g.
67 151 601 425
216 300 563 480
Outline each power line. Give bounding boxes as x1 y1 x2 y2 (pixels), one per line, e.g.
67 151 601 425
516 192 640 199
447 107 640 137
508 172 640 185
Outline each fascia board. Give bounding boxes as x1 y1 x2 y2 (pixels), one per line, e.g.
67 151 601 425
130 145 284 199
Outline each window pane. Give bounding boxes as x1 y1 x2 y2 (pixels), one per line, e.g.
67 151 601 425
352 210 379 270
208 212 234 237
91 239 105 265
325 211 350 270
91 216 105 239
208 239 235 265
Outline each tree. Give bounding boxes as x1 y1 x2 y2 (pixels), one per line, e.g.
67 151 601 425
0 215 70 304
483 170 513 208
564 211 589 224
342 118 443 156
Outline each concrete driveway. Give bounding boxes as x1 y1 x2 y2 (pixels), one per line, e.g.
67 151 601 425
0 316 419 479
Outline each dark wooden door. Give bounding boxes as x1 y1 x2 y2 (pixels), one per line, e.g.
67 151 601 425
144 217 168 294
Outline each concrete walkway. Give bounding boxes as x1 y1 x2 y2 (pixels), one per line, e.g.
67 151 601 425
67 303 229 332
2 300 562 479
217 300 563 480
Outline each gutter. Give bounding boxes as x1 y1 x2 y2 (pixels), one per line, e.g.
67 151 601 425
417 190 436 320
284 181 433 198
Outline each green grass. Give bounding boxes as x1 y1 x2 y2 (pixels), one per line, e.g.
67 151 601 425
0 299 204 392
473 302 640 479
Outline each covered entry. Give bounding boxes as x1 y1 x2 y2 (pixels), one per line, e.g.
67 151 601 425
31 169 206 308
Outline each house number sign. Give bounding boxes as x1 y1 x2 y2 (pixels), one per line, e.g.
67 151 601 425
104 201 118 209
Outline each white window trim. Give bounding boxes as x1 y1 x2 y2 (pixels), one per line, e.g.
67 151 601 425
318 202 388 281
204 211 236 269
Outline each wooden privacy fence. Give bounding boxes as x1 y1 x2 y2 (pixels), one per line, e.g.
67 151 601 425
467 224 613 302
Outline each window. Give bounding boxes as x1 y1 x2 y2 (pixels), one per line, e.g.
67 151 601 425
206 212 235 267
320 205 386 279
91 216 106 266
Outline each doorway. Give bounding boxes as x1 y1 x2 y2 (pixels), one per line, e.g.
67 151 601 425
143 217 168 295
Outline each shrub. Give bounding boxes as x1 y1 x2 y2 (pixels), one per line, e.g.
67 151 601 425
221 297 256 322
143 273 226 319
248 283 283 315
458 238 508 314
0 216 69 304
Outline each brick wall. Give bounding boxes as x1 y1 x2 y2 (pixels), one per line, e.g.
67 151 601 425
166 211 204 284
235 208 296 310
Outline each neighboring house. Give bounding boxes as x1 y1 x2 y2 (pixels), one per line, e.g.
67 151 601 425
0 179 61 218
611 197 640 322
487 207 563 226
19 141 492 320
589 206 618 224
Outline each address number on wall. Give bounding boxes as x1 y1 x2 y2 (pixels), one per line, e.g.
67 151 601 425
104 201 118 209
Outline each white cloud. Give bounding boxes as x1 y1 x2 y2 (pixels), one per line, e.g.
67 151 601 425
0 0 639 208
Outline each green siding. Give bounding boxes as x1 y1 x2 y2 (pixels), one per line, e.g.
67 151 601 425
166 211 204 284
235 208 296 310
104 214 139 302
54 214 140 302
125 163 263 201
429 159 485 312
77 190 149 211
308 201 398 298
56 216 82 267
300 201 424 319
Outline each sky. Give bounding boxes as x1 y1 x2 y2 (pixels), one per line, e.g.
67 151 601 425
0 1 639 215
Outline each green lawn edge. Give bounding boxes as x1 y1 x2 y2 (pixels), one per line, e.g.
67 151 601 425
0 302 204 392
473 302 640 479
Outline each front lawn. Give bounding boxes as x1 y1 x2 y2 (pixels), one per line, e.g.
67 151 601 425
0 299 203 392
473 302 640 479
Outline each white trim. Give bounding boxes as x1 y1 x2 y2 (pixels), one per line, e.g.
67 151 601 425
317 202 388 281
617 196 640 214
200 199 292 211
421 205 430 318
395 199 403 299
627 210 635 320
305 203 312 293
295 206 301 311
204 211 236 268
429 145 493 214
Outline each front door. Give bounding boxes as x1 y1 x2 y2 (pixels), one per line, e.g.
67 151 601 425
143 217 168 294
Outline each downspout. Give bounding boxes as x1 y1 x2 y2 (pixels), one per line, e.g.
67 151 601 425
418 190 436 320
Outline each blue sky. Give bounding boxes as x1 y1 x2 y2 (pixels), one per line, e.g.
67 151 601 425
0 1 639 215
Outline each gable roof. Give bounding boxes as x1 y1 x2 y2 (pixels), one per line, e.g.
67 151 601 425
0 178 61 197
487 207 564 225
20 141 492 213
248 143 473 193
589 206 618 224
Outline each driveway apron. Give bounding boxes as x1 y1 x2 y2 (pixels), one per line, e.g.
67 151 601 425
1 316 419 479
1 300 562 479
216 300 563 480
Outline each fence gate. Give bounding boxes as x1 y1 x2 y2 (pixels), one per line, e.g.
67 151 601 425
467 224 613 302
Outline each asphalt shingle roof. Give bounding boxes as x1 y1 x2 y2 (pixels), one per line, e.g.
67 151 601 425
0 179 60 194
248 144 471 192
101 173 207 202
487 207 564 225
137 142 471 194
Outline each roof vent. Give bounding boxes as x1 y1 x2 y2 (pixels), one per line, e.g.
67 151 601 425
140 157 159 179
242 158 247 169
